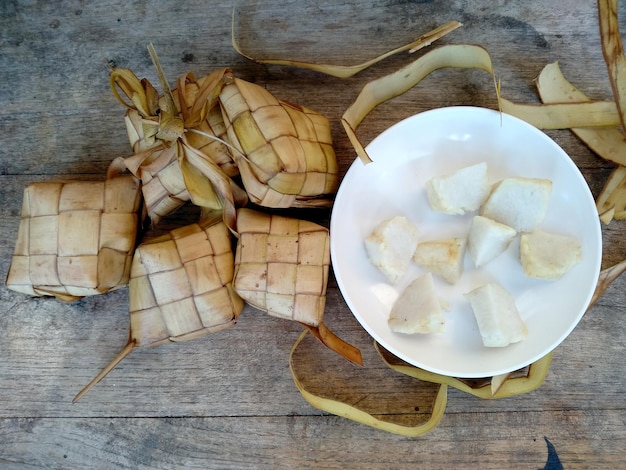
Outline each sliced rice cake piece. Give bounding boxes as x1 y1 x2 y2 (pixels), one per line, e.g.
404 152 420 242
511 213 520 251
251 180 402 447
413 237 466 284
364 215 419 284
480 176 552 232
467 215 517 268
520 229 582 280
388 272 445 334
426 162 490 215
464 283 528 347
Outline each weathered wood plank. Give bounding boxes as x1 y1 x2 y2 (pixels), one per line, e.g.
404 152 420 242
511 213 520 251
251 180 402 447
0 410 624 469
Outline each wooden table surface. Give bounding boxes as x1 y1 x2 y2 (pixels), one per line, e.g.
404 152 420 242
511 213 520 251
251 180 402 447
1 1 625 468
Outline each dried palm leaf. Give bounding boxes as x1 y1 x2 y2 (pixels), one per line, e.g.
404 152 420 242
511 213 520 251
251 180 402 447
596 166 626 223
500 99 620 129
233 208 362 365
342 44 500 164
375 342 553 400
589 258 626 308
537 63 626 165
6 175 141 302
595 0 626 223
598 0 626 128
232 17 463 78
289 331 447 437
73 215 243 402
173 70 239 178
536 62 626 222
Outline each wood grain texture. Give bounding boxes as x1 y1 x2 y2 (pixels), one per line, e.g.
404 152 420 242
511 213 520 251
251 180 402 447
1 0 625 468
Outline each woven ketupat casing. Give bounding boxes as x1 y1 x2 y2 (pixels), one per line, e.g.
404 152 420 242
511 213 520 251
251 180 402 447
128 218 243 347
219 73 339 208
173 71 238 178
233 208 330 327
113 69 236 226
5 175 141 301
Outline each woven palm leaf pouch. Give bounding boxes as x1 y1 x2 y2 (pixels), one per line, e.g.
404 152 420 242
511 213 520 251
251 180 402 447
109 67 239 226
233 208 361 365
73 215 243 402
6 174 141 302
217 71 339 209
128 217 243 346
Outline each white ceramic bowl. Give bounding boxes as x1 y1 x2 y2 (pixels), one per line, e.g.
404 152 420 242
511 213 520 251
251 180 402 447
330 106 602 378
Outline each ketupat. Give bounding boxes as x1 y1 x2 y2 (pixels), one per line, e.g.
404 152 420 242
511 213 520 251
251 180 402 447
110 47 340 226
5 174 142 302
234 208 330 326
233 208 362 365
73 215 244 402
109 65 243 227
216 70 339 208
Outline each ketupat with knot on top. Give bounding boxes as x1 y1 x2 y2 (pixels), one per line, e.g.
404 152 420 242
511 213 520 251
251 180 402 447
108 61 244 229
109 45 339 228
